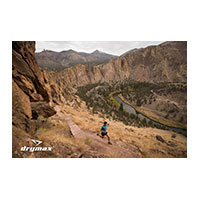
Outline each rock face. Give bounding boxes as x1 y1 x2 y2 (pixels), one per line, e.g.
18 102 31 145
12 42 52 102
48 41 187 89
124 41 187 82
35 49 118 71
12 80 32 132
12 41 57 157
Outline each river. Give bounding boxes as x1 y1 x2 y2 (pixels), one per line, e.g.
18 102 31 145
113 95 187 136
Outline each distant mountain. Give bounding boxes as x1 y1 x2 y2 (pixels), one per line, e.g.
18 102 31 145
35 49 118 71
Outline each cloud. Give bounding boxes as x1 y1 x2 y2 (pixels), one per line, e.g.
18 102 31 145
36 41 164 56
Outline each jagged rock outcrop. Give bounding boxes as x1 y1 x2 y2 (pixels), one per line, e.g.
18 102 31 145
12 42 52 102
48 41 187 90
12 41 57 157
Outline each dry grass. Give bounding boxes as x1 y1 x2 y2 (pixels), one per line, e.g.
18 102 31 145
35 123 88 155
62 102 187 157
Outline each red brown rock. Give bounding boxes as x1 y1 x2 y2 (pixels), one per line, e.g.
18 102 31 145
12 41 57 158
12 41 51 102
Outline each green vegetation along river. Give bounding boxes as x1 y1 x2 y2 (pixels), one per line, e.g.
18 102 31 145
113 95 187 136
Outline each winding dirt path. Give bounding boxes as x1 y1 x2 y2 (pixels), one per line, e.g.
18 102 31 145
54 105 142 158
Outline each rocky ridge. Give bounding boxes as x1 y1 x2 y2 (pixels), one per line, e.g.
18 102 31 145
35 49 118 71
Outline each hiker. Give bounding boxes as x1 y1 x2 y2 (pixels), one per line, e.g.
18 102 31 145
97 121 112 144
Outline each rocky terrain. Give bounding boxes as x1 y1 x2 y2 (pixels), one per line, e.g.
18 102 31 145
12 41 187 158
36 49 117 71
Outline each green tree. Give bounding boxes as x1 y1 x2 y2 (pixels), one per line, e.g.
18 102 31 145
119 102 124 112
142 118 147 127
136 99 142 106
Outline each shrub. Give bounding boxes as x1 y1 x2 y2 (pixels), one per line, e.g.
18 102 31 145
85 137 93 145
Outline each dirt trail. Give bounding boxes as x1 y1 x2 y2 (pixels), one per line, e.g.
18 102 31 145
54 106 142 158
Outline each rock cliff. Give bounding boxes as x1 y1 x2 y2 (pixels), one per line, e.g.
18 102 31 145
48 41 187 90
12 41 57 157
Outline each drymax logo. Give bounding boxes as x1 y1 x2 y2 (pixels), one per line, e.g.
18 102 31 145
21 139 53 152
32 139 42 146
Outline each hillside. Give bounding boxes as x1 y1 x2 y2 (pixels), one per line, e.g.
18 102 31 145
35 49 118 71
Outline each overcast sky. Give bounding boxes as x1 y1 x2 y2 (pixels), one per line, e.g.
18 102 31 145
36 41 164 56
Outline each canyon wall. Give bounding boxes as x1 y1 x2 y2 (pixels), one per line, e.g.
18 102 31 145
12 41 57 157
48 41 187 89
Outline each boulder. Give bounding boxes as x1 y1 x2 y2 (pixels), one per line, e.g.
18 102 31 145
31 102 56 119
156 135 166 143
